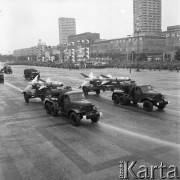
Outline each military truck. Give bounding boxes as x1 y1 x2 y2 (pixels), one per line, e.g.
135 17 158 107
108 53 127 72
0 70 4 83
24 69 40 80
3 65 12 74
112 84 168 112
44 88 100 126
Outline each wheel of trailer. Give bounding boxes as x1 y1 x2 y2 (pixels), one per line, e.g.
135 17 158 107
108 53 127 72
91 116 99 123
41 95 45 102
51 105 58 117
45 103 51 115
112 94 120 104
96 89 100 95
143 100 153 112
157 102 166 110
119 95 127 105
83 87 88 96
70 112 81 126
24 93 30 103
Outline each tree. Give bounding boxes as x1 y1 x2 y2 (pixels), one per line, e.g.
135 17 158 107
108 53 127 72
138 53 147 61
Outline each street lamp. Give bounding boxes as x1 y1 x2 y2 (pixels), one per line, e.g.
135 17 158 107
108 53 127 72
135 19 141 71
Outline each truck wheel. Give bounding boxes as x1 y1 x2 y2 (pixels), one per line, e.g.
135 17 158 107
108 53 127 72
91 116 99 123
96 89 100 95
157 103 166 110
45 103 51 115
83 87 88 96
112 94 120 104
70 112 81 126
119 95 127 105
51 105 58 117
24 93 30 103
143 100 153 112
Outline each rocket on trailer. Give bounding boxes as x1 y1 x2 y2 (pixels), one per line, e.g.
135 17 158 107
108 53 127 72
80 72 103 88
80 72 135 95
28 76 64 90
23 75 64 103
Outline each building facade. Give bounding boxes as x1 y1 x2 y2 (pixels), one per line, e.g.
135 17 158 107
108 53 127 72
167 25 180 33
68 32 100 44
133 0 162 36
59 32 100 64
90 36 166 61
58 17 76 45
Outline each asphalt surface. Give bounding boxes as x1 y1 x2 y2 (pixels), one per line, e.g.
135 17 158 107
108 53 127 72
0 64 180 180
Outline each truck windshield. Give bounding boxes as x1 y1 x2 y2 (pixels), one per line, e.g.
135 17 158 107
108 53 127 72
69 93 86 101
141 85 153 92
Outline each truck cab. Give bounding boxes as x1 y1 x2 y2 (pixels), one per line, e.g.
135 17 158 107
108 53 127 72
3 65 12 74
44 89 100 126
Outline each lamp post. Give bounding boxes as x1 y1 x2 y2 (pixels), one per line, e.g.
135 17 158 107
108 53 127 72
135 19 141 72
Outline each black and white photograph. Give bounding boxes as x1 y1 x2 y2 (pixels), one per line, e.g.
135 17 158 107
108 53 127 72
0 0 180 179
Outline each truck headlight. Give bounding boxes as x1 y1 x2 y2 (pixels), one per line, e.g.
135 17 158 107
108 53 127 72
93 106 97 110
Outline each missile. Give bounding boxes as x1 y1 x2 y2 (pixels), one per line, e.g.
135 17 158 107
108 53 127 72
28 75 64 88
101 74 131 85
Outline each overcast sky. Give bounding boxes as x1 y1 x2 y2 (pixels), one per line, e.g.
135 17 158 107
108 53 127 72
0 0 179 54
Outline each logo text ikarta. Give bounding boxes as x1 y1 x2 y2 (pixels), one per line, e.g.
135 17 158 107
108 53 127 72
119 161 179 179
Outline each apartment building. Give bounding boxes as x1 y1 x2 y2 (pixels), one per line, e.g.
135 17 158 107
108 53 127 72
133 0 162 36
58 17 76 45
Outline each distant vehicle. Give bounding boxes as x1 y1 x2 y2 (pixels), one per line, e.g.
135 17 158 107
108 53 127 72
24 68 40 80
3 65 12 74
0 70 4 83
69 63 80 69
44 89 100 126
112 84 168 112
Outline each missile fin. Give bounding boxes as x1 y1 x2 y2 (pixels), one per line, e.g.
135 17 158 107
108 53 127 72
101 74 109 78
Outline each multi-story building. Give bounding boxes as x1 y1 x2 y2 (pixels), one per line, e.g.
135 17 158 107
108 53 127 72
133 0 162 36
58 17 76 45
59 32 100 63
167 25 180 33
90 35 166 61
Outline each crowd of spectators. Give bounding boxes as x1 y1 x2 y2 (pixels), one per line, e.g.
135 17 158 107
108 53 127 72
9 60 180 71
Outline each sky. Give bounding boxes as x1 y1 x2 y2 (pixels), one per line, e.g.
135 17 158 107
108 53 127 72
0 0 180 54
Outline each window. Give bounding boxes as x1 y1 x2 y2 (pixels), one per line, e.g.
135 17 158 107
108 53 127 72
69 93 85 101
64 96 70 103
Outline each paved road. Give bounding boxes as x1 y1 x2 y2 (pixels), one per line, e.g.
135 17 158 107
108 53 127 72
0 65 179 180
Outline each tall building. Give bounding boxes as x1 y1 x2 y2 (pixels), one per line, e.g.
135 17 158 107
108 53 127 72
133 0 162 36
58 17 76 45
